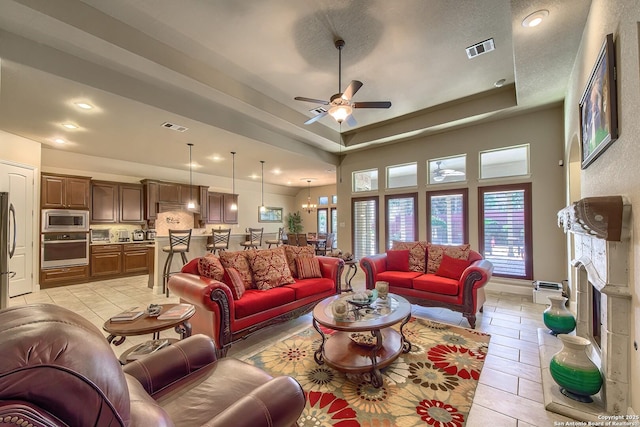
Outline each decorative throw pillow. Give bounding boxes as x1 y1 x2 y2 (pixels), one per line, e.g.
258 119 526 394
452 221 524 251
197 254 224 281
435 254 472 280
426 243 471 274
296 257 322 279
245 247 295 290
391 241 428 272
386 249 410 271
283 245 316 278
219 251 253 289
223 267 246 300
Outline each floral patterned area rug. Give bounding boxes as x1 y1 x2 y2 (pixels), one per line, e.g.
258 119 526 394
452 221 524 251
243 317 491 427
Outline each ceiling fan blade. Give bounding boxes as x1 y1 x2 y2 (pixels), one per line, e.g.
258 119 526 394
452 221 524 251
352 101 392 109
304 111 328 125
295 96 330 105
345 114 357 127
342 80 363 101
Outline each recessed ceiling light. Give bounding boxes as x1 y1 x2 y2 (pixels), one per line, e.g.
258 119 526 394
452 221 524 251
62 123 78 129
54 138 66 144
272 168 281 175
494 79 506 88
522 10 548 28
75 102 93 110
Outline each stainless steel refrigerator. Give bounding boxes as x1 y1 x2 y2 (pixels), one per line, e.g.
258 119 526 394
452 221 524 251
0 192 16 309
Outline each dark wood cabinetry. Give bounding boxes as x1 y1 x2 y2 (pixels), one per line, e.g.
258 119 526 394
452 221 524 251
90 243 150 278
40 265 89 288
91 181 143 224
119 184 144 223
41 174 90 209
141 179 208 225
90 244 122 276
206 192 238 224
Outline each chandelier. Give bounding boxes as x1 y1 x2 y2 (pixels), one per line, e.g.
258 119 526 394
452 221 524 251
302 179 317 214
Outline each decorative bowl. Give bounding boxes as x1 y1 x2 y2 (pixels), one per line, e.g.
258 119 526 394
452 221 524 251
349 332 379 347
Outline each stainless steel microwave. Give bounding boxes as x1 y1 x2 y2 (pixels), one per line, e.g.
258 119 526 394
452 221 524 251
42 209 89 233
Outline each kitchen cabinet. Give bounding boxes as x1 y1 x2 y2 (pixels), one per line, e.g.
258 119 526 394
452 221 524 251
90 245 122 276
91 181 143 224
91 181 118 223
41 174 90 209
123 243 149 273
158 182 180 203
119 184 144 223
141 179 208 222
206 192 238 224
40 265 89 288
142 180 158 220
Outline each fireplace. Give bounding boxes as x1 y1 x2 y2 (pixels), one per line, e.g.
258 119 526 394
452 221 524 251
541 196 631 419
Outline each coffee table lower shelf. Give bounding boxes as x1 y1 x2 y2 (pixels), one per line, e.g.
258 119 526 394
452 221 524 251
319 328 403 387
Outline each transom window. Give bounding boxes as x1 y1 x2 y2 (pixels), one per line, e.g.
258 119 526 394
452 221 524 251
353 169 378 192
386 163 417 189
480 144 529 179
428 155 466 185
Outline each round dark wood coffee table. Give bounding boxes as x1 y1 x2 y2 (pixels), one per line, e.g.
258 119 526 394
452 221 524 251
102 303 193 346
312 294 411 388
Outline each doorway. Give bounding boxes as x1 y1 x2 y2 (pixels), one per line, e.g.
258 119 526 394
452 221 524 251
0 162 35 297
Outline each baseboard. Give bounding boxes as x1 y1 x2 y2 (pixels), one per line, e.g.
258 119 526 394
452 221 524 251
485 278 532 296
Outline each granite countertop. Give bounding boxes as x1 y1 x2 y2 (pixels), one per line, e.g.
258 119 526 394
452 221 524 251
90 240 156 245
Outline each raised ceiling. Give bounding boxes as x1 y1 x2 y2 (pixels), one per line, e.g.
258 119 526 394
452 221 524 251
0 0 591 187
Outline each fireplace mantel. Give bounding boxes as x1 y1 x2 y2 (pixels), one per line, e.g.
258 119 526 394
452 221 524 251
557 196 625 241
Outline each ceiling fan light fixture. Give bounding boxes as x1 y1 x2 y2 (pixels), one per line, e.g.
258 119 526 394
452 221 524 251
329 105 352 123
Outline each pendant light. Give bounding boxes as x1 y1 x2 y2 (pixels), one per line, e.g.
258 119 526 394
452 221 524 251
302 179 317 214
186 143 199 211
230 151 238 211
259 160 266 212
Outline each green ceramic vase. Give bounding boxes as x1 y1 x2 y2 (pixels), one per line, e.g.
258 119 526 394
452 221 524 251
549 334 603 403
543 295 576 335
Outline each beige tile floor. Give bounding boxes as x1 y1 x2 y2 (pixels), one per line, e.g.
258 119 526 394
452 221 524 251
9 272 580 427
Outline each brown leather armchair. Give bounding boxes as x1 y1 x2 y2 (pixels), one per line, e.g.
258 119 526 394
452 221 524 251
0 304 305 427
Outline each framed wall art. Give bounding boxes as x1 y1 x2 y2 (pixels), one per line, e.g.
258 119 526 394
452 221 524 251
579 33 618 169
258 206 283 223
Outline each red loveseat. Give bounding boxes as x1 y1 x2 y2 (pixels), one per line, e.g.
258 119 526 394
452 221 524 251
169 247 344 356
360 245 493 328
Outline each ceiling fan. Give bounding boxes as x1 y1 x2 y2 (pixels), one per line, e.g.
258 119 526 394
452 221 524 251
432 161 465 182
294 39 391 127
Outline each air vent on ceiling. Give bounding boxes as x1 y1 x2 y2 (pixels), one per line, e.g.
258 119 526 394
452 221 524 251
465 38 495 59
310 107 327 115
161 121 189 132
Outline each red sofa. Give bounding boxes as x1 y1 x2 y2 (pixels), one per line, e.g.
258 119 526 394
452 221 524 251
360 248 493 328
169 250 344 356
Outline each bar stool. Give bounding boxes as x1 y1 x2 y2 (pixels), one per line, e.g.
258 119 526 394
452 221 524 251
240 227 263 250
162 229 192 297
207 228 231 255
265 227 283 248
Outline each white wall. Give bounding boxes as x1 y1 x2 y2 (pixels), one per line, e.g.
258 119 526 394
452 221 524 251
563 0 640 412
0 130 41 168
338 106 567 287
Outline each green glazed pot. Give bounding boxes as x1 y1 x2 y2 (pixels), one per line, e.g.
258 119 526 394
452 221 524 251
550 334 603 402
543 295 576 335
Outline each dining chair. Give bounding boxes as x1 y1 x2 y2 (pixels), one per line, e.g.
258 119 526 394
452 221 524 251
265 227 284 248
307 232 317 240
162 229 192 297
286 233 298 246
240 227 263 250
207 228 231 254
296 233 308 247
315 232 335 255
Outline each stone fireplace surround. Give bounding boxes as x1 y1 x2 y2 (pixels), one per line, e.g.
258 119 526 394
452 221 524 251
538 196 631 421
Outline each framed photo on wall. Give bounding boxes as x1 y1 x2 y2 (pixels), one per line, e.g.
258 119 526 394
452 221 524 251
258 207 283 223
579 33 618 169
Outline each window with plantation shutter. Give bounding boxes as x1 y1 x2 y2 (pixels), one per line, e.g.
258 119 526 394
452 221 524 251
478 183 532 279
385 193 417 249
352 197 378 260
427 189 468 245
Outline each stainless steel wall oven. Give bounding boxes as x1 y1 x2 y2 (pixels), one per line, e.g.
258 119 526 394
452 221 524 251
41 232 89 269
